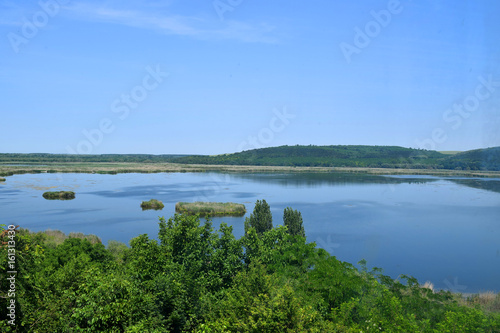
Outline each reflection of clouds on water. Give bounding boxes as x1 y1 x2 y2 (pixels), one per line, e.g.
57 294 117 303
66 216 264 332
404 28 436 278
83 183 259 203
41 208 105 215
232 192 259 199
363 235 382 264
7 175 81 191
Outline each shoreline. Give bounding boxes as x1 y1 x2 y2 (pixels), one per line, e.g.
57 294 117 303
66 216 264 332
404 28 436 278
1 162 500 178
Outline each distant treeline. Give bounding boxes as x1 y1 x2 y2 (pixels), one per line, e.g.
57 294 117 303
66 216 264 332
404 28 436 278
175 145 500 171
1 145 499 171
0 153 188 163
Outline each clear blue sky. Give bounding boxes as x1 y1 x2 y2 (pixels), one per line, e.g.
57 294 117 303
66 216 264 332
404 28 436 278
1 0 499 154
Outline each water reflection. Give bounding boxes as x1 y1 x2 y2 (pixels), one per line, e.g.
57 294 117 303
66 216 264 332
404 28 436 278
0 172 499 292
449 178 500 195
227 172 439 187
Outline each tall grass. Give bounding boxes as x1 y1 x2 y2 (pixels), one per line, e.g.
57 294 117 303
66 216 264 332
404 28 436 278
459 291 500 314
20 228 102 247
175 201 246 217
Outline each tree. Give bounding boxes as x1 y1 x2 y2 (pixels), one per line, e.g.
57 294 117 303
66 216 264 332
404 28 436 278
283 207 305 237
244 199 273 235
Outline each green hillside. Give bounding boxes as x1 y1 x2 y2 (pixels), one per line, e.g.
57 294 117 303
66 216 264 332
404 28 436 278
441 147 500 171
175 145 500 171
174 145 447 169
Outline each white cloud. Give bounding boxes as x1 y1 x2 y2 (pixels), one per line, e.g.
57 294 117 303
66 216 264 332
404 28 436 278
63 2 278 44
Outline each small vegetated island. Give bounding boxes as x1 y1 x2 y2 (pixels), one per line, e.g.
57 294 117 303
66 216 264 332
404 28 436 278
42 191 75 200
140 199 164 210
0 177 5 182
176 201 246 217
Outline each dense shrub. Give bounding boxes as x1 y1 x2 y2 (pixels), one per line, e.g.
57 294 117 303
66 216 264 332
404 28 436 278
1 203 498 332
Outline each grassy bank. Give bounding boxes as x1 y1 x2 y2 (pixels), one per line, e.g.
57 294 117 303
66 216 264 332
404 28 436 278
458 291 500 314
1 162 500 177
175 201 247 216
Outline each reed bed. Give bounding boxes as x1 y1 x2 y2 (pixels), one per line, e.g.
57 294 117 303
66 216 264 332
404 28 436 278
175 201 246 217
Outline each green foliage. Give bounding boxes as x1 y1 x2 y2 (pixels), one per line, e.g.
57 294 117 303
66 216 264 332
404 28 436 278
42 191 75 200
107 240 129 263
244 199 273 235
174 144 500 171
1 202 499 332
44 237 112 269
197 262 326 332
283 207 305 237
441 146 500 171
140 198 164 210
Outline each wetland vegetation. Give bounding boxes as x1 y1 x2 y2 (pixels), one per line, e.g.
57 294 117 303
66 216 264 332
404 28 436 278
140 199 164 210
42 191 75 200
175 201 246 216
1 145 499 179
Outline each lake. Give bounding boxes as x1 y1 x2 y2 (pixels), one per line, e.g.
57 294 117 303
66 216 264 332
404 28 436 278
1 171 499 293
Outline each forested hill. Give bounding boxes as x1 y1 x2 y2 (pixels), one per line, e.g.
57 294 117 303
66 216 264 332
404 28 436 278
441 146 500 171
174 145 500 170
174 145 445 169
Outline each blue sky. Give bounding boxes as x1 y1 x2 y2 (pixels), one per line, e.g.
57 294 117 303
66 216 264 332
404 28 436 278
1 0 499 154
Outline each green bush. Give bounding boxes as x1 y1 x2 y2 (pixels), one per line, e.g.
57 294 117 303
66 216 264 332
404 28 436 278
42 191 75 200
1 204 498 332
140 199 164 210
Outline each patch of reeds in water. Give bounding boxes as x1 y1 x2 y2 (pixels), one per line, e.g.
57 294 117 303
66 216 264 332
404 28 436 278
175 201 246 217
141 199 165 210
42 191 75 200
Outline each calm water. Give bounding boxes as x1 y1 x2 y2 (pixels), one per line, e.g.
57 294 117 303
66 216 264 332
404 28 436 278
1 172 499 293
